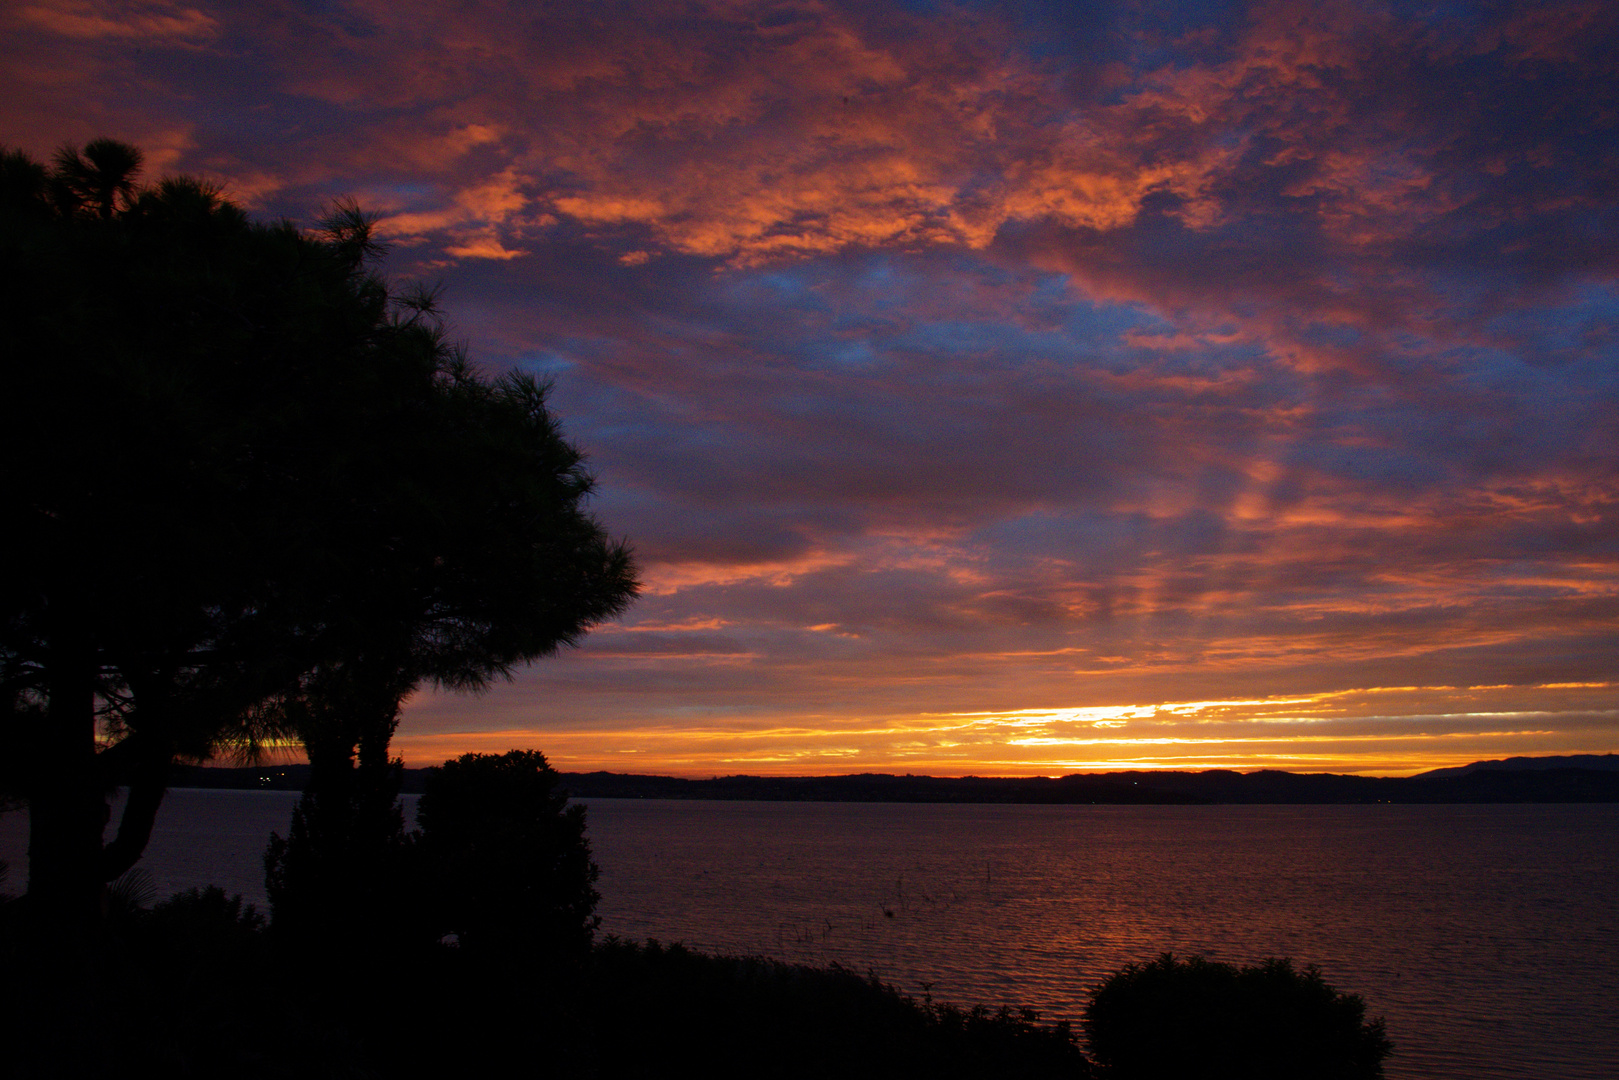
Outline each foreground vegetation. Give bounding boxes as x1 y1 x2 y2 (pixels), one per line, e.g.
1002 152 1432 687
1 885 1388 1079
1 139 635 931
0 893 1077 1079
1 750 1390 1077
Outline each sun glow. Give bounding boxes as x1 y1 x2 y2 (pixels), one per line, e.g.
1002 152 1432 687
397 682 1619 778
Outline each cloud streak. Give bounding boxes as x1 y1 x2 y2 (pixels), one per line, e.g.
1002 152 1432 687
6 0 1616 773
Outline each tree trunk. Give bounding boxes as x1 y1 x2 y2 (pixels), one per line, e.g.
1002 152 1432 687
267 674 410 946
100 736 170 883
27 630 105 930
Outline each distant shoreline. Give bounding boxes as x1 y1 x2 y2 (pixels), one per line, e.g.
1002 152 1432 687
170 754 1619 804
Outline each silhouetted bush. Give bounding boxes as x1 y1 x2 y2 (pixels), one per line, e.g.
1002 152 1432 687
1083 953 1390 1079
415 749 600 963
141 885 266 956
264 766 418 950
568 937 1089 1080
14 884 1396 1080
122 887 376 1078
104 868 157 924
1 884 374 1079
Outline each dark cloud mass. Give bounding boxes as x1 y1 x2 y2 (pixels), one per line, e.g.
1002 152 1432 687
5 0 1616 773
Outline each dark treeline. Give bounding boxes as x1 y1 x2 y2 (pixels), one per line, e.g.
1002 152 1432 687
556 764 1619 803
175 754 1619 802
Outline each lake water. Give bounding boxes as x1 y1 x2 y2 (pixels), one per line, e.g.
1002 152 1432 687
3 793 1616 1079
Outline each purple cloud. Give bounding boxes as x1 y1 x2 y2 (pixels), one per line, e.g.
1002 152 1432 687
5 0 1616 772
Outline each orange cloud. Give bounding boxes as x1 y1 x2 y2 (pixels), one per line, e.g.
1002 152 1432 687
18 0 218 42
12 0 1616 778
398 680 1619 776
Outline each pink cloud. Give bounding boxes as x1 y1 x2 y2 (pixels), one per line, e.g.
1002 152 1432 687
7 0 1616 773
17 0 219 43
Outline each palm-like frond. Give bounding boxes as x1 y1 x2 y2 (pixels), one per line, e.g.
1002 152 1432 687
51 138 144 217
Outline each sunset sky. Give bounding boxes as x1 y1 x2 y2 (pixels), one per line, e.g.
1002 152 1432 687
6 0 1617 776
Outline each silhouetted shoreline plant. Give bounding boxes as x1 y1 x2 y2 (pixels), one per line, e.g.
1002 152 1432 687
414 749 601 962
5 872 1397 1080
3 835 1393 1078
264 748 601 968
1 137 637 940
1083 952 1391 1079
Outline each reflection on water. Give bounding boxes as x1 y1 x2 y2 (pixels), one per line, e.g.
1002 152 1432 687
2 795 1615 1079
585 800 1619 1080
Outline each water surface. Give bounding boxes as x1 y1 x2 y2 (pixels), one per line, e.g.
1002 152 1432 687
585 800 1619 1080
2 794 1614 1079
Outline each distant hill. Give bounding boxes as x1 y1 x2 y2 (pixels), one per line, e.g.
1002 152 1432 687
1415 754 1619 779
167 755 1619 804
553 766 1619 804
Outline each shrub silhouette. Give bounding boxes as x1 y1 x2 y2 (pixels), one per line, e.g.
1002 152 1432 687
1083 953 1390 1079
263 755 416 951
570 937 1090 1080
142 886 267 961
415 749 599 963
